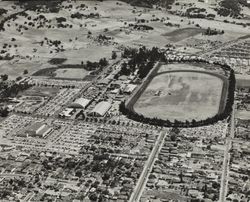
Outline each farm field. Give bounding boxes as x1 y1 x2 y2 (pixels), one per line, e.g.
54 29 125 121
133 70 224 121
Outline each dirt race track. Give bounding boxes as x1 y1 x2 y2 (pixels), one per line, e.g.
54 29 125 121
129 65 228 122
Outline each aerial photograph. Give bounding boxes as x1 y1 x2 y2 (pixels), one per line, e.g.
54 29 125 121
0 0 249 201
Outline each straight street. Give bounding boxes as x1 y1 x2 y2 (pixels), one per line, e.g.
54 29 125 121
219 104 235 202
129 130 166 202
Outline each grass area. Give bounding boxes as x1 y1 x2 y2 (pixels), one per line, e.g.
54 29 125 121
163 27 205 42
32 65 90 80
133 70 224 121
17 86 60 97
53 68 89 79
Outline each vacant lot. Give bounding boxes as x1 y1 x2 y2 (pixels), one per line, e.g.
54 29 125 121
133 71 224 121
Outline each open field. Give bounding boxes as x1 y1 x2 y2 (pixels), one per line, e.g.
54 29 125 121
133 70 224 121
17 86 59 98
53 68 89 79
163 27 205 43
33 67 90 79
0 0 249 79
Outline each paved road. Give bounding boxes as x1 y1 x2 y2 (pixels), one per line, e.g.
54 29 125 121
129 130 166 202
219 104 235 202
0 173 32 178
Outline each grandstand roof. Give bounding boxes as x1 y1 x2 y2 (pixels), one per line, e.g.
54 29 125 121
124 84 137 93
91 101 111 116
69 98 91 108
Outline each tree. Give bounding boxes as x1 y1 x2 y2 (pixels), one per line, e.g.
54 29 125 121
99 58 108 67
75 170 82 178
112 51 117 59
0 108 9 117
89 193 98 201
120 62 130 76
102 173 110 181
23 69 28 74
1 74 8 81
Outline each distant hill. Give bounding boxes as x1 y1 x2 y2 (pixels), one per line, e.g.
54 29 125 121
7 0 175 8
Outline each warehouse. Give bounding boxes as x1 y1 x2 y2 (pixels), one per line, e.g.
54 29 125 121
89 101 111 117
26 122 52 138
69 98 91 109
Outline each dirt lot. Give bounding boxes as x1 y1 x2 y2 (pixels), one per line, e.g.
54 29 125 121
133 70 224 121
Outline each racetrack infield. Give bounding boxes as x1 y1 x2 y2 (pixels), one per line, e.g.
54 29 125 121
132 70 227 122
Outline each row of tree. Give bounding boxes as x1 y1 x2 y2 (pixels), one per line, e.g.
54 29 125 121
119 60 235 128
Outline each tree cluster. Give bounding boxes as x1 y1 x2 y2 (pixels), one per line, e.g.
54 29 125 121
84 58 108 71
1 74 8 81
132 24 154 31
0 107 9 117
0 8 7 16
217 0 242 18
203 27 224 36
118 46 164 79
1 82 32 98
